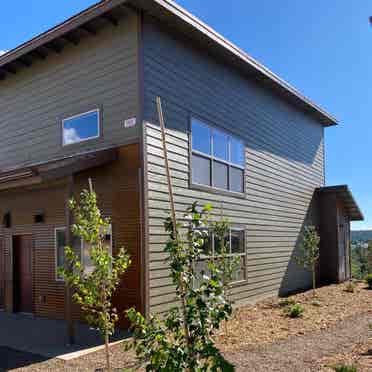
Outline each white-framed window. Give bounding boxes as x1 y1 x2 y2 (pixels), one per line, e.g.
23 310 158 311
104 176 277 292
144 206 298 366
62 109 100 146
55 225 112 281
194 227 246 285
81 225 112 275
55 227 82 281
191 118 245 193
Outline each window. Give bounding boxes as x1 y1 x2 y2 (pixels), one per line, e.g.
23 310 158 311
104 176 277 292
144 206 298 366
62 109 100 146
191 118 245 193
82 225 112 275
194 227 246 284
55 225 112 280
55 227 82 281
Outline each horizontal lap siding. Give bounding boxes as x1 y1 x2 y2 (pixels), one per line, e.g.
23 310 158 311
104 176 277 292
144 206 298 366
143 16 324 314
0 183 67 317
0 144 141 323
0 10 140 171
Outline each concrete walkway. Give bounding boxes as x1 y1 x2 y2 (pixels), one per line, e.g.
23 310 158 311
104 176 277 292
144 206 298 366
0 311 125 359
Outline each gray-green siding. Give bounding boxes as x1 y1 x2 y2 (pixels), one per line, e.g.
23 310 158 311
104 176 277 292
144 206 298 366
142 16 325 313
0 10 140 171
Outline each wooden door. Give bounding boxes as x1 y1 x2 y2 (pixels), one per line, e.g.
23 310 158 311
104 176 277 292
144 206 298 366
345 220 351 279
0 238 4 309
13 235 33 313
338 223 346 281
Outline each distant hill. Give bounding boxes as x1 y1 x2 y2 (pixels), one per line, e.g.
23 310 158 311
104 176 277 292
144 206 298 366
351 230 372 242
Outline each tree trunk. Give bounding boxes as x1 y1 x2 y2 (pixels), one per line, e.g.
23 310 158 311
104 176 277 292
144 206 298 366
312 264 316 298
105 328 111 372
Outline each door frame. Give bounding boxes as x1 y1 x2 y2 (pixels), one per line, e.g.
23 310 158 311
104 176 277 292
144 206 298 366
12 233 34 314
0 237 4 309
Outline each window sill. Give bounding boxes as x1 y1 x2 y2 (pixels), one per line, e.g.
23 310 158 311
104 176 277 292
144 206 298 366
190 183 246 199
62 135 101 148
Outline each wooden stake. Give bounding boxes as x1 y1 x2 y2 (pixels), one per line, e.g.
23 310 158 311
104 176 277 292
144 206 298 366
156 96 192 361
88 177 93 193
156 97 177 239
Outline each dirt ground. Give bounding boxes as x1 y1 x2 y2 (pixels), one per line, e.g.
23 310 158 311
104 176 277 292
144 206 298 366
6 282 372 372
218 282 372 352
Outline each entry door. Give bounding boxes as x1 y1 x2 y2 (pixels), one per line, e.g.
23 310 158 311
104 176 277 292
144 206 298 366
338 224 346 281
0 238 4 309
13 235 33 313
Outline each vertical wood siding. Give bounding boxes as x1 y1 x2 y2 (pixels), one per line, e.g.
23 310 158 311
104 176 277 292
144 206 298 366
142 16 325 314
0 144 141 324
0 10 140 171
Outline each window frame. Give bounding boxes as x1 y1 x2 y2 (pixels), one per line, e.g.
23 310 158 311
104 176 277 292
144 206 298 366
194 227 247 285
62 108 101 147
190 116 246 195
54 224 113 281
81 224 113 275
55 227 70 282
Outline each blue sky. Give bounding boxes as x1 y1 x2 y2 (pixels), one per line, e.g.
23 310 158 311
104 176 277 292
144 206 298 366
1 1 372 230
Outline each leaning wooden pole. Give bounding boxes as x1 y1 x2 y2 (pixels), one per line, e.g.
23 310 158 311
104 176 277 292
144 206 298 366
156 97 177 239
156 96 192 357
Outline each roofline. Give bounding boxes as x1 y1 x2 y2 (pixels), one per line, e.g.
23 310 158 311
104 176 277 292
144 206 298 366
0 0 338 126
317 185 364 221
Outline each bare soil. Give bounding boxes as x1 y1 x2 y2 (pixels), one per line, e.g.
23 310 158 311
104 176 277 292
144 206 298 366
7 282 372 371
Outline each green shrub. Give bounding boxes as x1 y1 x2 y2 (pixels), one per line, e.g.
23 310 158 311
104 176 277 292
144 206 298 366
278 298 296 307
365 274 372 289
311 299 322 307
344 281 356 293
285 303 304 318
331 364 358 372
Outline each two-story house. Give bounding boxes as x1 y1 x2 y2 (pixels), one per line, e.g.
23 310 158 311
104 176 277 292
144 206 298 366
0 0 363 325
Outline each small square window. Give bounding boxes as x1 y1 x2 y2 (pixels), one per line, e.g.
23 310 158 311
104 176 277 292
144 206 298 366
62 109 100 146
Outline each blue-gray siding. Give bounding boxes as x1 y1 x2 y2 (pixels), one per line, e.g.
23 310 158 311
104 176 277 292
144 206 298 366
142 16 324 313
0 10 140 171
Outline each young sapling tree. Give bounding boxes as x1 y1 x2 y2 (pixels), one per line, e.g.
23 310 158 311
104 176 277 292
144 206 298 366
126 202 235 371
296 225 320 298
59 184 130 372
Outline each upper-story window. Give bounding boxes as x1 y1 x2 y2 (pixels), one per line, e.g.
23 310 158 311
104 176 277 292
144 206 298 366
62 109 100 146
191 118 245 193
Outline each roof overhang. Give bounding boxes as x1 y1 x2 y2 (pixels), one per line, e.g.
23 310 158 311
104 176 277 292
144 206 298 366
0 0 338 127
0 148 118 191
317 185 364 221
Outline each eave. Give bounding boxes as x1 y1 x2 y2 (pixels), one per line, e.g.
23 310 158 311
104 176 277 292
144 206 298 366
0 0 338 127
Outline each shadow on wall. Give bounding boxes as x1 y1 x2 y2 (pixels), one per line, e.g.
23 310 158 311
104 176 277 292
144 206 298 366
143 16 324 168
279 192 319 297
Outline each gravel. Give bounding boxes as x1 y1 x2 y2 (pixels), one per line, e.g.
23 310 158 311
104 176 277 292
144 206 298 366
5 283 372 371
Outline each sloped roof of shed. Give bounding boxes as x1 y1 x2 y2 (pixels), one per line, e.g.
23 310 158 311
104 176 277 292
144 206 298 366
317 185 364 221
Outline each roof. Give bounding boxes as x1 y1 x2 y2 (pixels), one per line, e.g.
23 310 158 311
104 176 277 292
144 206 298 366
0 0 338 126
317 185 364 221
0 148 118 191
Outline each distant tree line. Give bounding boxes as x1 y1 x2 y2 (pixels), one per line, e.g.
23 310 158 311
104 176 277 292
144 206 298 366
351 240 372 279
